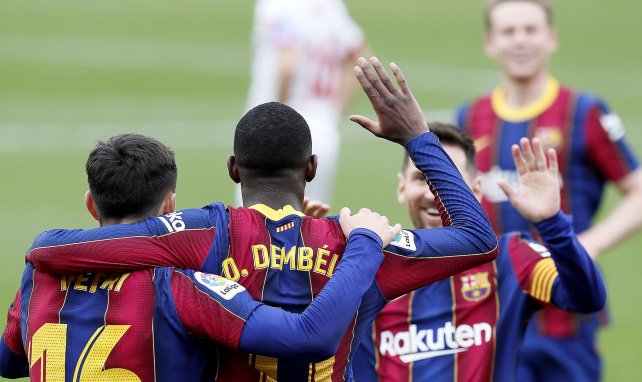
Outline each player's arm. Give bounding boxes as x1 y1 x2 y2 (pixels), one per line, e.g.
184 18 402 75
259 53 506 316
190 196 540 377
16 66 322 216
350 57 498 300
530 213 606 312
26 205 223 274
173 209 399 360
577 100 642 259
501 137 606 312
0 290 29 378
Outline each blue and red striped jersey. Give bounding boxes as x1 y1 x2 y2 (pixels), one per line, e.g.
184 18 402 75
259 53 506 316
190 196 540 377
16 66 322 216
0 229 388 381
456 78 637 337
352 213 606 382
21 133 498 381
1 265 257 381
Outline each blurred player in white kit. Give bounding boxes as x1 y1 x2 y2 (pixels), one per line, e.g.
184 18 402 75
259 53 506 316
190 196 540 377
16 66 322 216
242 0 366 205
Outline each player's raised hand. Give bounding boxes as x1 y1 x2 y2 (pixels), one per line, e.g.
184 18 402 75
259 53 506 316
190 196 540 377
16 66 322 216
303 197 330 218
497 137 561 223
339 207 402 248
349 57 429 146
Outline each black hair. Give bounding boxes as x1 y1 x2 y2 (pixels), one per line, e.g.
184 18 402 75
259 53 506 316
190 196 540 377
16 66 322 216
234 102 312 176
402 122 477 176
86 134 177 220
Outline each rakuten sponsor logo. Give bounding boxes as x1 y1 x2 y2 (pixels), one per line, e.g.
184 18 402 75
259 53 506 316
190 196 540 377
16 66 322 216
379 322 492 363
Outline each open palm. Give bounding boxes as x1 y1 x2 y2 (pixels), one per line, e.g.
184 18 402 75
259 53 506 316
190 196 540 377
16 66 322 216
498 137 561 223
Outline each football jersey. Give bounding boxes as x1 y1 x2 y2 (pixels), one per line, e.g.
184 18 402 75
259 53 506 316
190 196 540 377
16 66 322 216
1 265 257 381
457 77 639 236
352 212 606 382
247 0 364 128
0 229 387 381
458 78 639 337
457 77 638 337
24 133 499 381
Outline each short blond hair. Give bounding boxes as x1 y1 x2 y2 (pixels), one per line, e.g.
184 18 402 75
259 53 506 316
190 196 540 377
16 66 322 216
485 0 553 31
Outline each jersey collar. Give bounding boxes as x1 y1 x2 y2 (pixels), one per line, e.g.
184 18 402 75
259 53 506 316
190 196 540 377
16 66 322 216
491 76 560 122
249 204 305 221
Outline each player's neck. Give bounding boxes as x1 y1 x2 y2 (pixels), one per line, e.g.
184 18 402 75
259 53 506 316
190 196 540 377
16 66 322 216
241 179 305 211
500 71 550 108
99 214 156 227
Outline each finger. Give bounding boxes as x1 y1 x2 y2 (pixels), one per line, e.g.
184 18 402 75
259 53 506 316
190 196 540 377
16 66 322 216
349 115 381 136
511 144 528 175
306 201 319 216
310 203 330 218
520 138 537 171
531 137 547 171
358 57 392 98
339 207 351 219
318 203 330 217
547 148 559 176
358 207 372 214
390 62 412 96
391 223 402 237
354 66 380 101
382 215 390 226
371 57 397 95
497 179 517 202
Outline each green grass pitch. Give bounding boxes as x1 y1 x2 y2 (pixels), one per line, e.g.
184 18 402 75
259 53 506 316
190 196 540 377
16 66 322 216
1 1 640 380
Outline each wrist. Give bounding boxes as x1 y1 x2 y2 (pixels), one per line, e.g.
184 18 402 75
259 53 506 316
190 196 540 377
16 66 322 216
348 228 384 248
397 122 430 147
534 211 571 239
405 130 435 150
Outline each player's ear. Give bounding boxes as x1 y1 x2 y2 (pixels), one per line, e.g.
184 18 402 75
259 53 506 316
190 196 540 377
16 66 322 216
548 26 559 54
227 156 241 184
396 172 407 204
160 192 176 215
484 33 497 59
305 154 318 182
84 190 101 222
471 175 483 202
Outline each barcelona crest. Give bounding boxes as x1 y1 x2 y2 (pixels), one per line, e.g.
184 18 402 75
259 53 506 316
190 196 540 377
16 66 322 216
461 272 491 302
535 127 563 150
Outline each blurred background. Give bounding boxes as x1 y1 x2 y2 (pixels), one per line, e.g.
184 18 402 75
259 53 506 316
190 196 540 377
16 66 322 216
1 0 640 380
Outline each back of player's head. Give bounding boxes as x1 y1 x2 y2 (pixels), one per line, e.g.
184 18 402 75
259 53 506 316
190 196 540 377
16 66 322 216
86 134 177 220
402 122 477 176
484 0 553 31
234 102 312 176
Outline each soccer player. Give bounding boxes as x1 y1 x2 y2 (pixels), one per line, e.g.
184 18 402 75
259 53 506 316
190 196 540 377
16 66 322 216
351 123 606 381
457 1 642 380
0 133 400 381
244 0 367 204
23 58 499 381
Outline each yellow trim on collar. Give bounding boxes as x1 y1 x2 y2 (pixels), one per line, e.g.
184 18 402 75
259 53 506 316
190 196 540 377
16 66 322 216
491 77 560 122
249 204 304 221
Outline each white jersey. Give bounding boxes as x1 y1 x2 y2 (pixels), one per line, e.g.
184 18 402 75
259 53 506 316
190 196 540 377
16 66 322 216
247 0 364 130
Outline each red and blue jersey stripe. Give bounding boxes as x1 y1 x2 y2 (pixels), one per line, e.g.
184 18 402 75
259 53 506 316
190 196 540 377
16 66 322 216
353 212 606 381
21 132 499 381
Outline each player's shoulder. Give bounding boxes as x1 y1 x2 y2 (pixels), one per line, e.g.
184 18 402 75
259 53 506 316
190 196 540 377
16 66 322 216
456 94 494 126
560 84 609 111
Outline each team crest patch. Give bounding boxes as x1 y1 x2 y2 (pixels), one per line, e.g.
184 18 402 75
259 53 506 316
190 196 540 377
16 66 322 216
389 230 417 252
461 272 491 302
195 272 245 300
535 127 563 150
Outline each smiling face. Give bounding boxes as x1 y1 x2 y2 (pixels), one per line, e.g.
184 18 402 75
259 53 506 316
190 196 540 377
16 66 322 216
485 1 558 82
397 145 481 229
